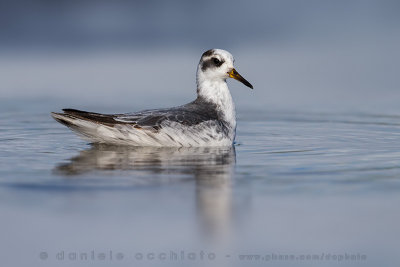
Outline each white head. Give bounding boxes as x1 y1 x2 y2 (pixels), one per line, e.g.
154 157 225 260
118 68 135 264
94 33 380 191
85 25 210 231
196 49 253 93
195 49 252 129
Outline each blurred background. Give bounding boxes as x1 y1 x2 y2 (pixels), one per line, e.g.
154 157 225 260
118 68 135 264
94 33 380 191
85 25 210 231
1 0 399 113
1 1 400 267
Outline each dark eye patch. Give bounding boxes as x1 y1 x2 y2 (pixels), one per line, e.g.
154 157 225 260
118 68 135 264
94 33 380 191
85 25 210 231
201 56 224 71
212 57 223 67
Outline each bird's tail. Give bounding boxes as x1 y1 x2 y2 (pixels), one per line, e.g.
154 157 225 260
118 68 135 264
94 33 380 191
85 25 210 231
51 109 111 142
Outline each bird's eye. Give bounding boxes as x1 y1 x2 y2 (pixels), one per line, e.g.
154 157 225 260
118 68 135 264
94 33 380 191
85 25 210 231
213 58 220 65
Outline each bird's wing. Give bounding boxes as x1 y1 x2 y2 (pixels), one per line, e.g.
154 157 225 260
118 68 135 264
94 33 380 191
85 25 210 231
58 109 123 126
116 108 214 129
58 108 214 131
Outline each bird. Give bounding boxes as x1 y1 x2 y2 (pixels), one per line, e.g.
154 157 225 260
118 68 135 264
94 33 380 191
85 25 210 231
51 49 253 147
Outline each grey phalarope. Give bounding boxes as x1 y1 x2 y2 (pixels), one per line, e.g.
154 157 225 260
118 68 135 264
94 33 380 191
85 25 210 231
52 49 253 147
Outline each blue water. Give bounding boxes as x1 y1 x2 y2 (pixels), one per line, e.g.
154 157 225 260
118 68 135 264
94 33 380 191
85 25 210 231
1 98 400 267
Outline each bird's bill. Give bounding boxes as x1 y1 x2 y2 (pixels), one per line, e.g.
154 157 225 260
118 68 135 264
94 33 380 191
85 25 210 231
228 68 253 89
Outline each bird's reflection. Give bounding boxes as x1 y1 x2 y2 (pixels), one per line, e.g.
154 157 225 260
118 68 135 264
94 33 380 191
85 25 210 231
55 144 235 242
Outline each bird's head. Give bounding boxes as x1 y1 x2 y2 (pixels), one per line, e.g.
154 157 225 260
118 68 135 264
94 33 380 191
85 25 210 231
197 49 253 89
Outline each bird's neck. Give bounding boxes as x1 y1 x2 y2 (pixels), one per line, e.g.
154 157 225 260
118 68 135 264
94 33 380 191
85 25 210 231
196 77 236 127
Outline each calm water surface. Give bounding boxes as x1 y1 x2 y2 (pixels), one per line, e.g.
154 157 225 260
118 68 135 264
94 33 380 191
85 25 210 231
1 99 400 267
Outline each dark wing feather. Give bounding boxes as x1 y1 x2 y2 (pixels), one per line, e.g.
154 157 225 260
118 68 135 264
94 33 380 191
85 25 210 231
116 97 220 129
61 109 124 126
59 97 220 130
120 109 215 129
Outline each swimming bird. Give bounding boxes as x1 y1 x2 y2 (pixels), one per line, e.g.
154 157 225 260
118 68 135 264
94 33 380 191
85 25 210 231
51 49 253 147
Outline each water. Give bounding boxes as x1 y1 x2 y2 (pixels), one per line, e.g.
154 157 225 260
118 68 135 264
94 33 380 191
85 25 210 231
1 98 400 267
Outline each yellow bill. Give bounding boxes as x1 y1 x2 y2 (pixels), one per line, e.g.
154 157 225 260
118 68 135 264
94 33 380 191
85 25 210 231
228 68 253 89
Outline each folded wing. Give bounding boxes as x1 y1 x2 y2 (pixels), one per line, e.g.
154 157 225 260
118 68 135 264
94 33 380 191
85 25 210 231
54 107 216 131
